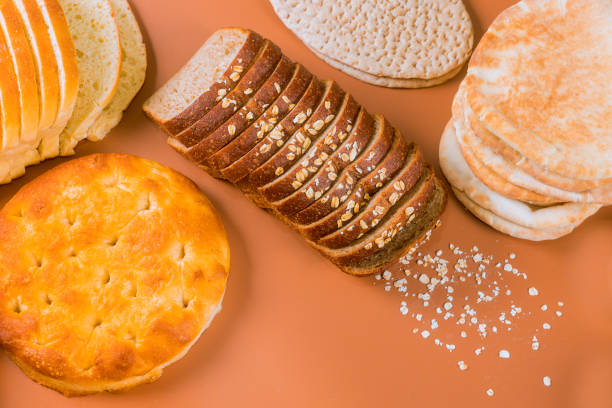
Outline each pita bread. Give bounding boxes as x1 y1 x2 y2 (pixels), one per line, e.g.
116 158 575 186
270 0 473 87
439 122 601 230
465 0 612 180
452 188 581 241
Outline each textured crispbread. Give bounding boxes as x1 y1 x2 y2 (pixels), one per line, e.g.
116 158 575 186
203 63 312 172
143 29 264 135
270 0 473 87
14 0 60 159
36 0 79 159
0 154 230 396
173 40 283 148
439 122 601 230
57 0 121 155
464 0 612 180
186 56 296 164
87 0 146 142
452 188 581 241
451 88 559 205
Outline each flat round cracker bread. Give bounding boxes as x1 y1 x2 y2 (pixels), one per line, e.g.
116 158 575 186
270 0 473 87
0 154 230 396
439 122 601 230
465 0 612 180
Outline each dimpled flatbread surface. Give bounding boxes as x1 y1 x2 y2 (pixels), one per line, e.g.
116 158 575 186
0 154 230 396
270 0 473 86
465 0 612 180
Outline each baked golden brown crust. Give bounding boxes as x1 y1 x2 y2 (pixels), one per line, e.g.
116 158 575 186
0 153 230 396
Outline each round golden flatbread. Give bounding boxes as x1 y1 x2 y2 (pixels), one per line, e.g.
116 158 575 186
0 154 230 396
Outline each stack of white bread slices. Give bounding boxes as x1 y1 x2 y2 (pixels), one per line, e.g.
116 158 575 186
144 28 447 276
0 0 146 184
440 0 611 241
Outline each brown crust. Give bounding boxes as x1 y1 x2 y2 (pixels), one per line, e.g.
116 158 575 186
318 143 425 249
318 167 437 265
299 134 418 241
174 40 282 147
246 81 346 189
257 94 361 201
221 78 326 184
0 154 230 395
283 115 393 222
163 29 264 135
207 64 313 172
186 56 296 163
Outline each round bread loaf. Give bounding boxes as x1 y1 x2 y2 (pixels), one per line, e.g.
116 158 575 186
270 0 473 88
0 154 230 396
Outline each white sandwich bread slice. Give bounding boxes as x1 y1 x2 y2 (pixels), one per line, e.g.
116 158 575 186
56 0 121 155
36 0 78 158
87 0 146 142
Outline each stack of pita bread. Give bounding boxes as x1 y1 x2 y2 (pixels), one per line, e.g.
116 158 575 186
440 0 612 241
0 0 146 184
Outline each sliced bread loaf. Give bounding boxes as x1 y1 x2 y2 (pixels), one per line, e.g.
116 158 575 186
204 64 312 172
143 28 264 135
172 40 283 148
35 0 78 159
57 0 121 155
186 56 296 164
257 94 361 201
86 0 146 141
247 80 345 190
0 18 22 152
221 78 325 184
14 0 60 159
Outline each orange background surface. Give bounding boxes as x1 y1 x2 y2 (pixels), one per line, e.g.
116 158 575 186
1 0 611 407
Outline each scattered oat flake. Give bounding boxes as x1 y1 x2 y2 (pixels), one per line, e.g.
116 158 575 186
457 361 468 371
528 287 539 296
543 376 551 387
421 330 430 339
486 389 494 397
499 350 510 359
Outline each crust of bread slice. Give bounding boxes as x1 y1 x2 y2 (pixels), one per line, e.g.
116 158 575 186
14 0 59 160
57 0 121 155
221 77 325 184
274 109 374 219
258 93 361 201
173 40 282 148
203 64 312 171
143 28 264 135
87 0 146 142
299 132 417 241
184 56 295 165
36 0 78 159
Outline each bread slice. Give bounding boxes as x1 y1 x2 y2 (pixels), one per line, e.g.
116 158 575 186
300 133 421 240
0 0 39 149
247 81 346 190
35 0 78 159
86 0 146 142
0 17 22 152
272 109 375 218
315 167 437 266
221 78 325 184
317 143 426 249
333 176 446 275
205 64 312 172
185 56 296 164
14 0 59 160
283 114 392 221
172 40 282 148
57 0 121 155
143 28 264 135
257 93 361 201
